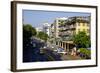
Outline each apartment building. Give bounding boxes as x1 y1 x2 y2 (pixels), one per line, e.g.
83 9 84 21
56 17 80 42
50 16 90 52
42 23 51 36
50 17 68 45
51 17 68 38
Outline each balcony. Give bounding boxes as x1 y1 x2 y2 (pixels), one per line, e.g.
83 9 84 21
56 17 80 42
58 31 73 37
59 27 69 31
69 25 76 30
59 25 75 32
62 36 73 41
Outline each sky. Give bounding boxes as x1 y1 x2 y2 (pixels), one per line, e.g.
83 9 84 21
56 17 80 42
23 10 90 28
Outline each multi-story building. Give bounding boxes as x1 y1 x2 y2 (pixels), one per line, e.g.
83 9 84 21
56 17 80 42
42 23 51 36
50 23 54 38
69 16 90 35
58 16 90 39
51 17 68 38
36 27 43 32
50 17 68 44
50 16 90 52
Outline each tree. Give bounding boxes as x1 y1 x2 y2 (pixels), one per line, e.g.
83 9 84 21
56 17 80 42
23 24 37 51
23 24 37 38
23 24 37 62
73 31 91 48
79 48 91 59
37 31 48 42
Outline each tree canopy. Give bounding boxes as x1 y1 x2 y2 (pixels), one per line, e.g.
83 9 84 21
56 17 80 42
23 24 37 38
23 24 37 50
37 31 48 42
73 31 91 48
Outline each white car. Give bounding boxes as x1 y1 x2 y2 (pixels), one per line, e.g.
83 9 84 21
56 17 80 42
43 46 47 49
54 49 58 52
57 48 67 55
51 46 54 48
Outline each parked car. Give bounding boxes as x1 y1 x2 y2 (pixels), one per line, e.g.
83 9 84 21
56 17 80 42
57 48 67 55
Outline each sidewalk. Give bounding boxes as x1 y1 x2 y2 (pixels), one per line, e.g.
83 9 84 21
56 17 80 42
61 54 81 60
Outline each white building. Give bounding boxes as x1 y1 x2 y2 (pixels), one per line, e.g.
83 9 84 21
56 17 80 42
36 27 43 32
52 17 68 38
43 23 50 36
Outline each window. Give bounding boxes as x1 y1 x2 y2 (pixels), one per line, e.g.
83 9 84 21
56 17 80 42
83 23 85 26
78 23 80 26
87 23 89 26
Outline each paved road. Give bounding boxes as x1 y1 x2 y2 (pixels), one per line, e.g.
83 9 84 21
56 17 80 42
23 37 62 62
61 54 81 60
23 37 82 62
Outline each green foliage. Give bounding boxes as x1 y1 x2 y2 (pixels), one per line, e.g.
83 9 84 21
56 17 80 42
79 48 91 57
23 24 37 50
37 31 48 42
23 24 37 38
73 31 91 48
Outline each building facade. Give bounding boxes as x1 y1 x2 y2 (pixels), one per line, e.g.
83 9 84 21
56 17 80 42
50 16 90 52
42 23 51 36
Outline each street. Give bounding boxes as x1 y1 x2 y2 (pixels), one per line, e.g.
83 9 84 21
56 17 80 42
23 37 81 62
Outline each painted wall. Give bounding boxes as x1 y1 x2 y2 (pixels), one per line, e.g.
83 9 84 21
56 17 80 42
76 22 89 35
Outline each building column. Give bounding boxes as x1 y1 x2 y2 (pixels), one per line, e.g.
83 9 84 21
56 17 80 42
61 42 62 47
55 42 57 45
59 42 61 47
62 42 63 48
63 42 66 51
67 43 69 52
63 42 64 49
61 42 63 48
59 42 60 47
57 42 59 46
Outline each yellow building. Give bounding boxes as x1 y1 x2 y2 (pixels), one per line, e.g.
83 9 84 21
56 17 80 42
75 21 90 35
51 16 90 52
58 16 90 37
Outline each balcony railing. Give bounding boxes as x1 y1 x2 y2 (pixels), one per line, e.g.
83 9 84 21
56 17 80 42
69 25 76 29
59 25 75 32
62 36 73 41
59 27 68 31
58 31 73 36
